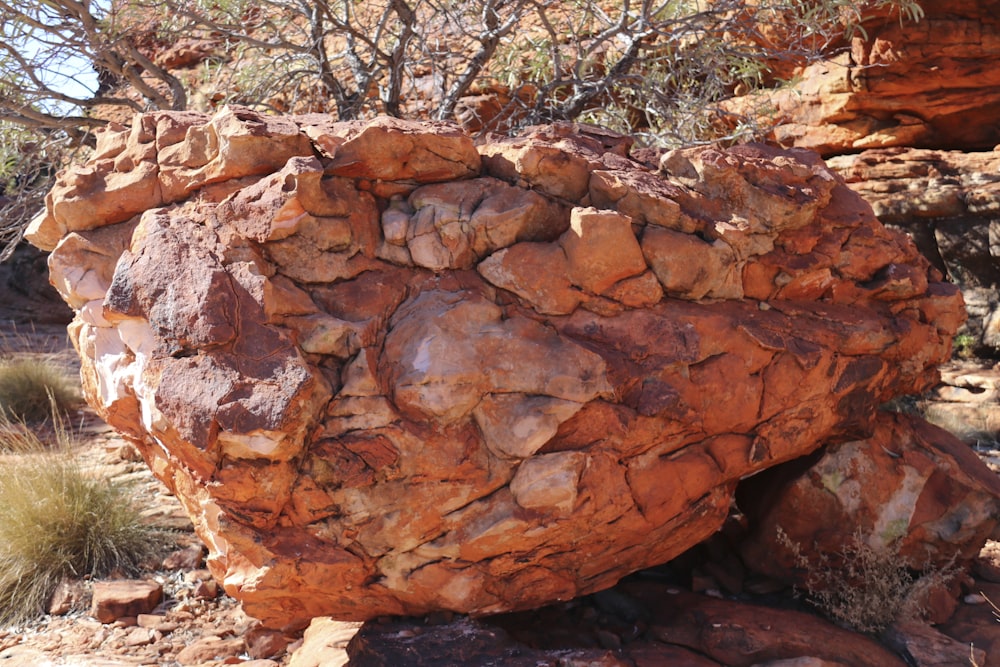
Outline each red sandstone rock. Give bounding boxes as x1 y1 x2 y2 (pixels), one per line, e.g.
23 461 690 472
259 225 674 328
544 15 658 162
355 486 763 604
90 580 163 624
174 635 244 665
739 412 1000 588
34 108 971 628
47 579 87 616
634 588 906 667
286 618 360 667
734 3 1000 155
827 147 1000 356
244 623 296 660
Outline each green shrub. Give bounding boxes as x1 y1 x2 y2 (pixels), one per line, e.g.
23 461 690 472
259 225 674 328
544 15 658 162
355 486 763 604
0 417 170 626
0 356 80 424
953 333 977 359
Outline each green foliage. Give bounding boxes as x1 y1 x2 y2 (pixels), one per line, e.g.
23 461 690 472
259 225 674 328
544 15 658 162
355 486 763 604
0 355 81 424
953 333 977 359
0 416 170 626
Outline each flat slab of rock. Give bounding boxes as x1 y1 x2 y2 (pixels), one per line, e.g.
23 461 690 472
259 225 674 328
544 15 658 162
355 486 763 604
90 580 163 624
344 585 909 667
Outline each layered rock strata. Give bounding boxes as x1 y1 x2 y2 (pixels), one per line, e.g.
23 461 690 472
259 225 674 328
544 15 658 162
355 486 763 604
829 147 1000 356
31 107 965 628
736 1 1000 156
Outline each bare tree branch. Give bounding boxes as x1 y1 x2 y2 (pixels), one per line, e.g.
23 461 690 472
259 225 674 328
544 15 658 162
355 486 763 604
0 0 926 260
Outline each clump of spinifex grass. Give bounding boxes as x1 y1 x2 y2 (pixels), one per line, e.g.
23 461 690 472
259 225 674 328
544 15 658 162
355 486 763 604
0 355 80 424
0 411 170 626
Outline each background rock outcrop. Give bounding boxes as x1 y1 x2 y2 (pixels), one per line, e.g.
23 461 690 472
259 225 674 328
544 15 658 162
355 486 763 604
739 1 1000 156
828 148 1000 355
740 411 1000 583
32 107 968 629
827 148 1000 450
774 2 1000 468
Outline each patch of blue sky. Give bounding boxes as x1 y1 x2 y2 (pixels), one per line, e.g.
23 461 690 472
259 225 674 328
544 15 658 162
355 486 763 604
1 3 103 116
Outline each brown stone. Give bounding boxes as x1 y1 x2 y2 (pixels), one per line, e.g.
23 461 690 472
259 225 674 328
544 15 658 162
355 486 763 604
174 636 244 665
35 109 973 629
47 579 88 616
90 580 163 624
287 617 360 667
477 242 582 315
734 3 1000 155
636 588 906 667
560 207 646 294
480 124 614 201
642 226 737 300
402 177 566 271
161 545 205 571
157 106 312 202
974 541 1000 584
302 115 481 182
244 624 295 660
882 621 987 667
136 614 177 632
739 411 1000 586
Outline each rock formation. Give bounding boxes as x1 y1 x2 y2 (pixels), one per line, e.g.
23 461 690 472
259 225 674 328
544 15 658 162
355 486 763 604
726 0 1000 359
737 1 1000 156
31 107 970 629
828 148 1000 356
825 147 1000 456
740 411 1000 584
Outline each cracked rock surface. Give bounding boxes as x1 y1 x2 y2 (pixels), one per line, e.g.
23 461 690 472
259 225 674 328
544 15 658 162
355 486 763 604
31 107 966 628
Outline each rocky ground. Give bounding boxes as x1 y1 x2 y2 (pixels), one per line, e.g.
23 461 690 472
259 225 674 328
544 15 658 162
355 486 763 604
4 247 1000 666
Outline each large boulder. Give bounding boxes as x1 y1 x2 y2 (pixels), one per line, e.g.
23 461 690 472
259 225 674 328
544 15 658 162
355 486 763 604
739 411 1000 584
33 107 967 629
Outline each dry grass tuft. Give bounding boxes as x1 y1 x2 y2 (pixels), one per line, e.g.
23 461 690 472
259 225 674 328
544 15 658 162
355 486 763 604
778 527 958 634
0 356 80 424
0 412 171 626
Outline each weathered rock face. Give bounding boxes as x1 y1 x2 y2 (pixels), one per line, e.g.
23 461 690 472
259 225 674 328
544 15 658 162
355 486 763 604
738 1 1000 156
739 411 1000 583
32 107 965 629
828 148 1000 356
